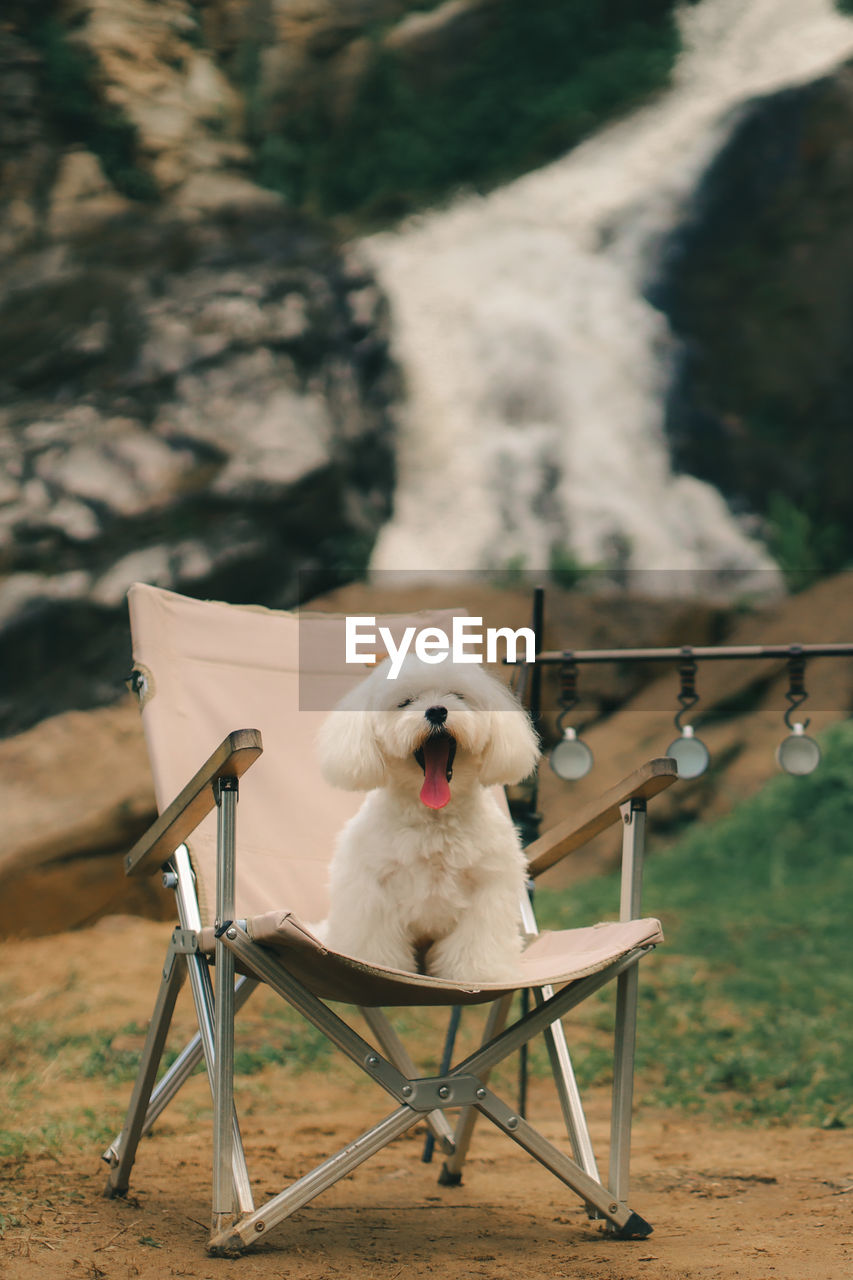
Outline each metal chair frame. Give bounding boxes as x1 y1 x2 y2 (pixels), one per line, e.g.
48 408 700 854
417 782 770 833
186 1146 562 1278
102 730 673 1255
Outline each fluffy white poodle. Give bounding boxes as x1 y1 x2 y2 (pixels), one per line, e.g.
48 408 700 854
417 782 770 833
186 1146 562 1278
315 655 540 983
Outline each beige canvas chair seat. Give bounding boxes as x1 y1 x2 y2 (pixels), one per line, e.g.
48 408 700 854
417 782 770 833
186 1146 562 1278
197 912 664 1006
102 583 678 1256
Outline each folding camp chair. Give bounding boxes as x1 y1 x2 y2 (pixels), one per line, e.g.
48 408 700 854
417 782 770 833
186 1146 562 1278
102 583 677 1255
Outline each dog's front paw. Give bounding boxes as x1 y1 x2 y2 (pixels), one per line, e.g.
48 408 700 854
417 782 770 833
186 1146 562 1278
425 936 521 986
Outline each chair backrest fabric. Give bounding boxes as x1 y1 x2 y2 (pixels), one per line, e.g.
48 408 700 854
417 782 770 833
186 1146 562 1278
128 583 468 927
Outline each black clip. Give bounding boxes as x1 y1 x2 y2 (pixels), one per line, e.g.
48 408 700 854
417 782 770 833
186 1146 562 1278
784 645 810 731
674 647 699 732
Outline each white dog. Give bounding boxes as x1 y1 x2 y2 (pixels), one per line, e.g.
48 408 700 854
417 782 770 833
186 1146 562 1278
315 655 539 983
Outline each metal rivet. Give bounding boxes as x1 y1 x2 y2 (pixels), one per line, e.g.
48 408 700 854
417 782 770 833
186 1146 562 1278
366 1055 379 1068
507 1116 519 1130
475 1087 486 1100
226 927 237 940
437 1085 450 1100
401 1084 413 1098
609 1203 618 1214
255 1221 265 1233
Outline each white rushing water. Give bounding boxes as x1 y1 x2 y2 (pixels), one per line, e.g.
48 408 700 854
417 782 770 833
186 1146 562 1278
361 0 853 589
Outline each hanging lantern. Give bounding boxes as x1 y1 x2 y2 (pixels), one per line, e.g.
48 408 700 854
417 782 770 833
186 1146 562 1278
665 648 710 779
776 646 820 775
549 653 594 780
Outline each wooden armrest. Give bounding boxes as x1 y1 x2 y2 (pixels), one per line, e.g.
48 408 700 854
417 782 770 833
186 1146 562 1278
525 758 677 880
124 729 263 877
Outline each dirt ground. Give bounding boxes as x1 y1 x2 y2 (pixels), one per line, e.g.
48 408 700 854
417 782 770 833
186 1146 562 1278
2 920 851 1280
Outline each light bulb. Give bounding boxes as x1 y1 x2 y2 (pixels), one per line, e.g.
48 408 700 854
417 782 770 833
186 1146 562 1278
549 727 594 780
666 723 710 780
776 723 821 776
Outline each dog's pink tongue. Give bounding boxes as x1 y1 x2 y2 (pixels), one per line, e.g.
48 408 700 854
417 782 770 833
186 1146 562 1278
420 737 452 809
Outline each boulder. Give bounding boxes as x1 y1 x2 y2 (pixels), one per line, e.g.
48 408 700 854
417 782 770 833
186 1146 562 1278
0 696 166 938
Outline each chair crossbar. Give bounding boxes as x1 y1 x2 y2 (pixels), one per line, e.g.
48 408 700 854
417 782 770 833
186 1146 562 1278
220 925 650 1098
210 1105 424 1253
450 947 653 1080
359 1006 456 1155
473 1088 647 1238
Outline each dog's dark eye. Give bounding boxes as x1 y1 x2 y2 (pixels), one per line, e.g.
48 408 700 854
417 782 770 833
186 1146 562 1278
397 697 413 708
450 693 466 702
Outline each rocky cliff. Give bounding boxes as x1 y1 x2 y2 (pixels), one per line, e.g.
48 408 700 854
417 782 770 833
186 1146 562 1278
0 207 396 734
655 60 853 581
0 2 409 736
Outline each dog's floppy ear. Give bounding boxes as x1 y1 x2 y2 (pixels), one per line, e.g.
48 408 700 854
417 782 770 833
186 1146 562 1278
479 695 540 788
317 706 386 791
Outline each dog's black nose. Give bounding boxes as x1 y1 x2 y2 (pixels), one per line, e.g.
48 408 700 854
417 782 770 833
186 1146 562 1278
425 705 448 726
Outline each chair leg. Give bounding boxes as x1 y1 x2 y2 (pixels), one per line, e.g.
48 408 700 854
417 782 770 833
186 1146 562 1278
102 976 258 1166
184 951 255 1216
609 965 639 1213
608 796 646 1222
439 992 514 1185
516 880 600 1196
213 784 238 1233
170 842 254 1218
534 984 602 1217
103 937 186 1197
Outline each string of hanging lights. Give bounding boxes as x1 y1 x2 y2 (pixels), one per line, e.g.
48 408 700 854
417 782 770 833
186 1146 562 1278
517 640 853 781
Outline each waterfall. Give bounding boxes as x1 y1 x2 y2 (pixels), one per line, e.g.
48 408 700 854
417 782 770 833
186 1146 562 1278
360 0 853 590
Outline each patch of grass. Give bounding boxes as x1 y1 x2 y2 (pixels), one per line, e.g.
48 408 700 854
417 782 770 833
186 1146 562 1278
0 1111 115 1161
535 719 853 1124
0 1021 165 1087
245 999 334 1072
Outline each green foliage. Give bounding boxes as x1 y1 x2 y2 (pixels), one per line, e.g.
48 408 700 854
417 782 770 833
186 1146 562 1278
253 0 682 221
536 719 853 1124
548 545 587 590
28 19 158 202
765 492 846 592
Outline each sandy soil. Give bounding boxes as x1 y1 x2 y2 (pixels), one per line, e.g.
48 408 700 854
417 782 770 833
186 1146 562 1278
2 920 851 1280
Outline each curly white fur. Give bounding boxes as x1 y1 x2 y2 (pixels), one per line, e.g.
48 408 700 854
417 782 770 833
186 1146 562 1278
315 656 539 983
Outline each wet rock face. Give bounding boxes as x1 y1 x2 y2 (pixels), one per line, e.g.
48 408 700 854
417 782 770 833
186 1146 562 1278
0 209 396 735
653 61 853 569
